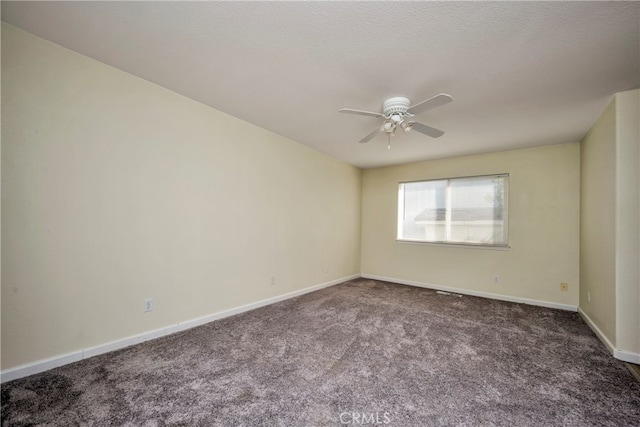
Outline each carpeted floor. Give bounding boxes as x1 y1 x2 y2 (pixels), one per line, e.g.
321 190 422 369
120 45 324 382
2 278 640 426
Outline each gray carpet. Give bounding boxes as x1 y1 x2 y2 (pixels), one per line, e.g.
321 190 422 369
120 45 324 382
2 279 640 426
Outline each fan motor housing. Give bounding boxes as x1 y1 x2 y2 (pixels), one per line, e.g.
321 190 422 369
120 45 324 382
382 97 410 117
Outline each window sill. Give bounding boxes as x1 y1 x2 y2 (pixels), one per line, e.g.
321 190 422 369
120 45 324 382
396 239 510 251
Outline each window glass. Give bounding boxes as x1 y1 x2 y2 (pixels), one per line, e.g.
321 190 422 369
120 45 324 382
398 175 508 247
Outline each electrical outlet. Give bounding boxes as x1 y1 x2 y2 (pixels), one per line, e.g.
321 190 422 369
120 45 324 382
560 282 568 292
493 275 500 284
588 291 591 302
144 298 153 312
270 276 276 286
325 265 329 274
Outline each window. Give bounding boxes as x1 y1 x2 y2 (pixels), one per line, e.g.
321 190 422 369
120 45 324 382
397 174 508 247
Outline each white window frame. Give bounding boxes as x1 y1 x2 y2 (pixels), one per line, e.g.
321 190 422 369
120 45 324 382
397 174 509 249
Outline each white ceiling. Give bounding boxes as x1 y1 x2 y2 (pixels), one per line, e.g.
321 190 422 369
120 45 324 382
2 1 639 168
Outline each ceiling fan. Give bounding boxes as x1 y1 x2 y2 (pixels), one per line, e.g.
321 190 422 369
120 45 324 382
339 94 453 146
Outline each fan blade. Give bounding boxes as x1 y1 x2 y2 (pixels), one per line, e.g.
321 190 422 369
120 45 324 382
407 94 453 115
359 126 384 143
412 122 445 138
339 108 385 118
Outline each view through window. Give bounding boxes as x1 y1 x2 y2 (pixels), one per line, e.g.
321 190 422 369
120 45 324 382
397 174 508 247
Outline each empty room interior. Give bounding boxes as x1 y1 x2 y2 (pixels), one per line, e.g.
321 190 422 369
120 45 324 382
1 2 639 426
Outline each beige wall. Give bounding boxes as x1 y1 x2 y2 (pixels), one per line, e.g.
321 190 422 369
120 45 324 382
361 143 581 307
579 89 640 359
1 24 362 370
614 89 639 355
580 99 617 343
3 22 636 373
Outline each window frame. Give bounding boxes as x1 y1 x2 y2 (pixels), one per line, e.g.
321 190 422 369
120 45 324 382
396 174 509 249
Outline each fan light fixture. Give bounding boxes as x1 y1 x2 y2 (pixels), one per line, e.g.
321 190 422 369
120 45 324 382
400 121 413 133
338 93 453 145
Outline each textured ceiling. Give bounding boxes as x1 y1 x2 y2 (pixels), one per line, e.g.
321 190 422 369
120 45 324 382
2 1 639 168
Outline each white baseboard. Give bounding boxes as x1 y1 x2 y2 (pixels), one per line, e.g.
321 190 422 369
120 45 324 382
8 275 635 384
614 349 640 365
361 274 578 312
0 274 359 384
578 307 640 364
577 307 616 354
